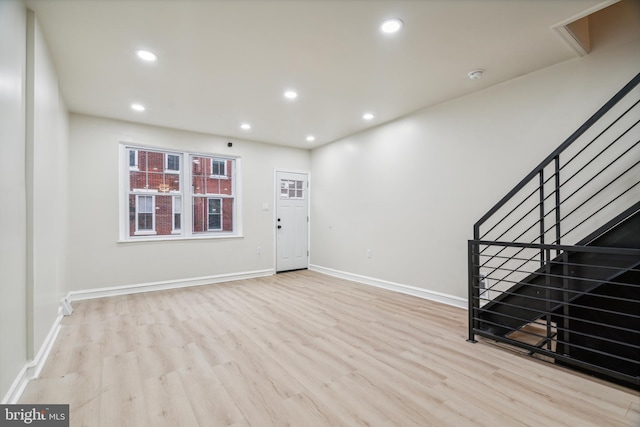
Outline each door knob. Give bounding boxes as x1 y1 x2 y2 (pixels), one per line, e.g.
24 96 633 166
277 225 282 229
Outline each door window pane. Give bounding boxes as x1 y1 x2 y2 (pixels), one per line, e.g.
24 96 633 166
280 179 304 199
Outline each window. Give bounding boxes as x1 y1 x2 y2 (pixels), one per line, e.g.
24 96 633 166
172 196 182 233
192 155 235 234
208 198 222 230
135 195 154 234
122 144 238 240
129 149 138 170
166 154 180 173
210 159 226 177
280 179 304 199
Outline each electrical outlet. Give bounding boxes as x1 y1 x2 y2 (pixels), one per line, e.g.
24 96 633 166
256 246 262 254
367 249 372 258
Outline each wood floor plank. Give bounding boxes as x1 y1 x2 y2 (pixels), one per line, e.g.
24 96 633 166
19 270 640 426
142 371 199 427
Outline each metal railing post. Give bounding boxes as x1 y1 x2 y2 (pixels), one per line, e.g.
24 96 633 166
539 170 546 268
468 235 480 343
554 156 561 255
562 251 570 356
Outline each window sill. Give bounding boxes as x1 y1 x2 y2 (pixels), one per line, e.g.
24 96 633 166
119 233 243 243
134 230 157 236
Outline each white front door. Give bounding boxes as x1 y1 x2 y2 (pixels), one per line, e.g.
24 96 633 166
276 171 309 272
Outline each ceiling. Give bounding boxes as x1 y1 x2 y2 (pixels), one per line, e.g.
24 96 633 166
26 0 614 149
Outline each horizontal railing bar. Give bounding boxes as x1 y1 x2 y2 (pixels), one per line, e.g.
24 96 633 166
558 129 639 202
560 179 640 240
532 125 640 223
547 327 640 351
475 301 640 335
475 321 640 364
475 280 640 300
475 72 640 230
474 264 640 290
472 289 640 320
479 201 541 252
532 104 638 199
558 99 640 173
477 130 639 254
476 278 640 304
558 140 640 211
550 337 640 365
475 289 640 319
473 319 640 364
479 184 541 240
494 142 640 243
577 201 640 246
471 240 640 255
489 319 640 353
477 253 640 276
475 296 640 334
472 329 639 385
473 249 639 286
476 241 638 289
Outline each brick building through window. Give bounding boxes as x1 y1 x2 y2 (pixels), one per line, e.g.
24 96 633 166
126 147 235 238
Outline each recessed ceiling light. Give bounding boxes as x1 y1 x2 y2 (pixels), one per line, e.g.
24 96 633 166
468 69 484 80
284 90 298 100
240 123 251 130
363 113 375 120
136 50 158 62
380 19 403 34
306 135 315 142
131 103 145 112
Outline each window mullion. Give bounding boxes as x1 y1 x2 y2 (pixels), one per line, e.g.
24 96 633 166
184 151 193 238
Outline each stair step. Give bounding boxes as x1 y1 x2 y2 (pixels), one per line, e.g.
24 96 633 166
505 321 556 348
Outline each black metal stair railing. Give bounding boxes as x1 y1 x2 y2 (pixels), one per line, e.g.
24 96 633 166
467 73 640 387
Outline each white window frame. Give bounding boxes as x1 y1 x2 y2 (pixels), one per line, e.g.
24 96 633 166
129 149 139 171
207 198 222 231
134 194 156 235
172 196 182 234
165 153 180 174
210 158 227 178
119 143 242 242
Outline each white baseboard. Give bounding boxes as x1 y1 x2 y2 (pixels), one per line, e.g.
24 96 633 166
66 268 274 302
2 309 63 404
309 264 468 309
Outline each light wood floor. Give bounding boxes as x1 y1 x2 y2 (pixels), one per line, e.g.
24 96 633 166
21 270 639 426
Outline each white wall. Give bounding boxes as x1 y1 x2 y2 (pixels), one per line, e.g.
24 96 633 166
0 2 69 401
0 0 28 400
27 9 69 356
310 37 640 301
67 114 310 292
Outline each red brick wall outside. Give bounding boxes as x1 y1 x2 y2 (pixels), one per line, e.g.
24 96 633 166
130 150 180 193
191 156 233 196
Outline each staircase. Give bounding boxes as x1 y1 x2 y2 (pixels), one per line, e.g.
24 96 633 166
467 73 640 389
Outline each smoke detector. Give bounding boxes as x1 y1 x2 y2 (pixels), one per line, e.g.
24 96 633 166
468 69 484 80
